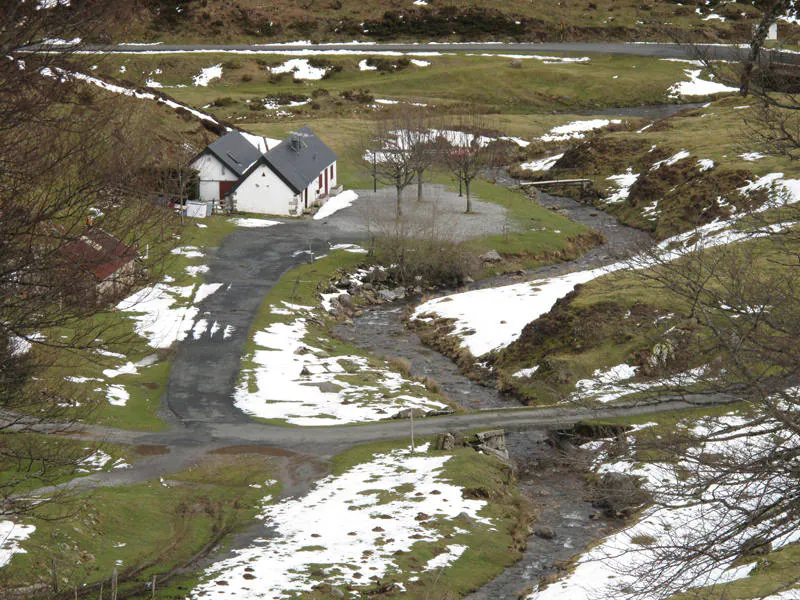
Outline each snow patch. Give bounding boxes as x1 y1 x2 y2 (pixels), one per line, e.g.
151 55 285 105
668 69 738 97
192 64 222 87
539 119 621 143
313 190 358 220
191 446 487 599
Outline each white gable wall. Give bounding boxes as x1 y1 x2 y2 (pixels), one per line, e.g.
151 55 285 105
231 164 299 216
299 161 337 209
190 152 240 202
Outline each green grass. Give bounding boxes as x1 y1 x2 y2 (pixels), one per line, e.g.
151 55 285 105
237 250 460 426
26 215 239 432
304 436 528 600
3 451 279 597
90 53 692 116
0 435 134 496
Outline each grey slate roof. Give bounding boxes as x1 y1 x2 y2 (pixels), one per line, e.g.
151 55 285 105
262 126 338 193
204 131 263 177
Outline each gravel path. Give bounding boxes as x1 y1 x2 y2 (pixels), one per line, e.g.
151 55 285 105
313 184 510 242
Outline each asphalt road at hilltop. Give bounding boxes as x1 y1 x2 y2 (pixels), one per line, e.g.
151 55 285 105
87 41 754 62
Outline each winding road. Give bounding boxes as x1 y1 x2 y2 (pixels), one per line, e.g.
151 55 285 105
84 41 757 61
32 185 735 493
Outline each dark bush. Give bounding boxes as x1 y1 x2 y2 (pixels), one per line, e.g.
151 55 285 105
212 96 236 107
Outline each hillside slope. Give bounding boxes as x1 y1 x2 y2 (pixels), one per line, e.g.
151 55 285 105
107 0 799 45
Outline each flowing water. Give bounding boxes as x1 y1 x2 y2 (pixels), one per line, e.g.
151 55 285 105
335 186 648 598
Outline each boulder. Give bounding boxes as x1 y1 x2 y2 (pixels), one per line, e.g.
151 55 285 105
534 525 556 540
391 407 427 420
317 381 342 394
435 432 456 451
337 293 354 308
479 250 503 263
470 429 510 463
377 288 399 302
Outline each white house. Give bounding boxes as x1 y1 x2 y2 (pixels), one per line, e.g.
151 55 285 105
226 126 338 216
189 131 264 202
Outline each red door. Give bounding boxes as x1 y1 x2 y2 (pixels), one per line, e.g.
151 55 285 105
324 169 329 194
219 181 235 199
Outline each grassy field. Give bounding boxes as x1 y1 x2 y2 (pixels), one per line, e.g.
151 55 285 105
2 450 280 597
495 226 800 406
92 52 695 116
518 96 799 239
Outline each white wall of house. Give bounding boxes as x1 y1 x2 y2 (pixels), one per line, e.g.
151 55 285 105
231 164 299 216
301 161 337 208
190 153 239 201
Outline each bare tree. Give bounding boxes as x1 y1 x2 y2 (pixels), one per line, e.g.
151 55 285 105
0 1 180 519
441 112 498 214
407 110 441 203
365 109 418 217
582 203 800 599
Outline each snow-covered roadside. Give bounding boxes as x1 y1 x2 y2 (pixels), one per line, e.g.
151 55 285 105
72 245 230 407
191 444 491 599
234 303 448 426
0 521 36 568
526 413 800 600
668 68 738 97
313 190 358 220
539 119 622 143
116 280 224 350
412 176 800 358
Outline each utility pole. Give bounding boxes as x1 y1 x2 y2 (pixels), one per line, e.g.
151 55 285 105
410 409 415 453
373 151 377 193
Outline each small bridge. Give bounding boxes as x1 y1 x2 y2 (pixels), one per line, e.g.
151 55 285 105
520 178 593 189
519 178 594 199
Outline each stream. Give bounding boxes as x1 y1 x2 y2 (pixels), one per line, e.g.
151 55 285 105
334 175 651 597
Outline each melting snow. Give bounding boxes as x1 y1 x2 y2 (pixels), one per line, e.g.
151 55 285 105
0 521 35 568
229 218 281 228
605 169 639 203
117 282 223 348
191 445 489 599
313 190 358 220
668 69 738 97
539 119 621 143
192 64 222 87
652 150 690 170
234 314 447 425
520 154 563 172
269 58 328 80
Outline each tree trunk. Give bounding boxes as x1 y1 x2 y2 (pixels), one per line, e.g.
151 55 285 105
396 185 403 217
741 0 791 95
465 180 472 213
417 169 423 202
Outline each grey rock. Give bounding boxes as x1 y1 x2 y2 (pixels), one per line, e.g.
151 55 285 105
317 381 342 394
534 525 556 540
435 432 455 451
479 249 503 263
391 407 427 420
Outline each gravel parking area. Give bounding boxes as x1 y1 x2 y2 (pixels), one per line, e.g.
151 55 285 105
312 184 511 242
